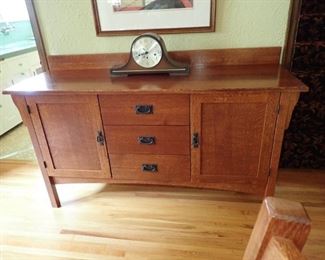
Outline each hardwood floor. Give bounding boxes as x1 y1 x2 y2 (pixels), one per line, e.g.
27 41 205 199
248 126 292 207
0 161 324 259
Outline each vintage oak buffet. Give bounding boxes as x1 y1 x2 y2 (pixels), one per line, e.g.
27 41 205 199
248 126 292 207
3 48 308 207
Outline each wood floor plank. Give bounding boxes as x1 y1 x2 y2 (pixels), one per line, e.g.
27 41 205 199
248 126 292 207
1 161 324 259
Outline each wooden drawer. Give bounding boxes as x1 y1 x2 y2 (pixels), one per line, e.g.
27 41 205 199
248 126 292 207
99 94 189 125
105 126 190 155
110 154 190 182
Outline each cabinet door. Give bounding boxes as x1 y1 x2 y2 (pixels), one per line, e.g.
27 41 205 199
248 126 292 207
27 95 111 178
191 92 279 194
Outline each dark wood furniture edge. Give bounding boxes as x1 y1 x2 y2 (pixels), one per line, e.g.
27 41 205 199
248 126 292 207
12 95 60 207
47 47 282 71
282 0 302 69
91 0 216 36
3 86 309 96
265 92 300 196
25 0 49 72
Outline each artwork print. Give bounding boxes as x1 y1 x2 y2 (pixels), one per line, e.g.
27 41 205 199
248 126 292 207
112 0 194 12
92 0 215 35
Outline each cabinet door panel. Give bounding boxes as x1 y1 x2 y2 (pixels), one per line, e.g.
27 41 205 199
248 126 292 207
191 92 279 192
27 95 110 178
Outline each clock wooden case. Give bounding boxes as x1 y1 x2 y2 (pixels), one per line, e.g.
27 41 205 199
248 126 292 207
4 48 308 208
110 33 189 76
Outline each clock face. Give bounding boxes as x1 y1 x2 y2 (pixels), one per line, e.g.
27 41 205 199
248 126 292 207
131 36 163 68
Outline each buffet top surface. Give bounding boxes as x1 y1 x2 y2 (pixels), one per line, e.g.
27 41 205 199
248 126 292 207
3 65 308 95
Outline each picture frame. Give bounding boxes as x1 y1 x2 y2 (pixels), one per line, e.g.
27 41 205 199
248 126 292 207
92 0 216 36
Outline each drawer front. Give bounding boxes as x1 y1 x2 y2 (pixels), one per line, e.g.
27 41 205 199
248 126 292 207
105 126 190 155
110 154 190 182
99 94 189 125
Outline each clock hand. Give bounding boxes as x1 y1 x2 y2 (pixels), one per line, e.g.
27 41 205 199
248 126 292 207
138 51 149 56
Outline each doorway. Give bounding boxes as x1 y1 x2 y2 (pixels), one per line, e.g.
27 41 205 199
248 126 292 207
0 0 45 160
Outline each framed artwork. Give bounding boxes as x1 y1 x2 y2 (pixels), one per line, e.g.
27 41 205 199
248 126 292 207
92 0 216 36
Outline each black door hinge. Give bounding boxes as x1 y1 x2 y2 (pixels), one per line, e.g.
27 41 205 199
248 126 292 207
96 130 105 146
192 133 199 148
43 161 47 168
27 105 31 114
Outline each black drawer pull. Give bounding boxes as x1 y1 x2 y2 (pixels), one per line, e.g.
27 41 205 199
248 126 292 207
135 104 153 114
138 136 156 145
141 164 158 173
